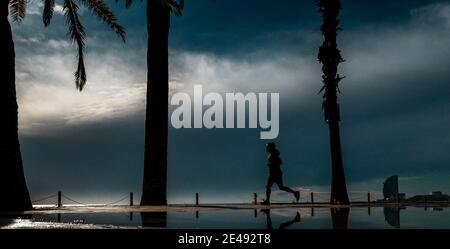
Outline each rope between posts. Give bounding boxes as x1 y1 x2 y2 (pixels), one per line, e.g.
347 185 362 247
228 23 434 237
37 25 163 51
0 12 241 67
32 194 57 204
105 195 130 206
33 193 134 206
62 194 86 205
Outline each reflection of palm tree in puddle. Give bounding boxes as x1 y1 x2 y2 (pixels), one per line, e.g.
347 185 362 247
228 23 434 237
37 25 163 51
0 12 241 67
261 209 301 230
330 208 349 229
141 212 167 228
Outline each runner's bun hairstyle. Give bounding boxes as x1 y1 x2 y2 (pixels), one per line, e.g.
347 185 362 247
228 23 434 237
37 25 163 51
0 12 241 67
266 142 276 148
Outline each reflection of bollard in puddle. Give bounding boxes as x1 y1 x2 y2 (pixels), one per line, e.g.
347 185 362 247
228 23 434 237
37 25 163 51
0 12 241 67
195 192 200 219
254 193 258 218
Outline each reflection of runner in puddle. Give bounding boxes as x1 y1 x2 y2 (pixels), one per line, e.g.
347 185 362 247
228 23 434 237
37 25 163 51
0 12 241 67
261 209 301 229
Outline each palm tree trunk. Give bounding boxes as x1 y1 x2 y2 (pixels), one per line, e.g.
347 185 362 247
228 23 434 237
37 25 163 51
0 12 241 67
141 0 170 206
141 212 167 228
0 0 32 211
317 0 350 205
330 208 349 229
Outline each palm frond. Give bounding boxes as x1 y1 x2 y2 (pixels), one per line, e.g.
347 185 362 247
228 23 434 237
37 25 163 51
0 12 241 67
63 0 87 90
75 51 87 90
78 0 126 42
9 0 27 23
114 0 139 8
115 0 183 14
126 0 136 8
166 0 184 16
43 0 56 26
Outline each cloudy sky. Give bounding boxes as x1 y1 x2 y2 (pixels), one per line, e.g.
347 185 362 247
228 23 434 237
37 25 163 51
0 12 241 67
12 0 450 204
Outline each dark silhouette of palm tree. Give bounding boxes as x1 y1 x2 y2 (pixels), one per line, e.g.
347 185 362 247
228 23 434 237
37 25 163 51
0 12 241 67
316 0 349 205
0 0 125 212
118 0 184 206
141 212 167 228
330 208 349 229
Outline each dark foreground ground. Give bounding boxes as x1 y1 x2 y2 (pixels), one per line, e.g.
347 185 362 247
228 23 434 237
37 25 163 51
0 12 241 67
1 202 449 229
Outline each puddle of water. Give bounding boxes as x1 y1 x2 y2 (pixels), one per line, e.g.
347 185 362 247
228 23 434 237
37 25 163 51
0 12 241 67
1 207 449 229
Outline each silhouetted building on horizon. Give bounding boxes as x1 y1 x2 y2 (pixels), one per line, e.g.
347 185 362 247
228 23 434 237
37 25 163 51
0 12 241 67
408 191 450 202
383 175 399 200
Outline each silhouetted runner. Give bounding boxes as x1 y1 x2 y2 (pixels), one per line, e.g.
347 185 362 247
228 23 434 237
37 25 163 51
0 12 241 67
262 142 300 205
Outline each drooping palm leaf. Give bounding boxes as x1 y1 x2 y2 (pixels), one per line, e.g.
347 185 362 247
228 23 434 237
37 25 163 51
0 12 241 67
63 0 87 90
78 0 126 41
166 0 184 16
9 0 27 23
43 0 56 26
43 0 125 90
114 0 141 9
115 0 184 15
